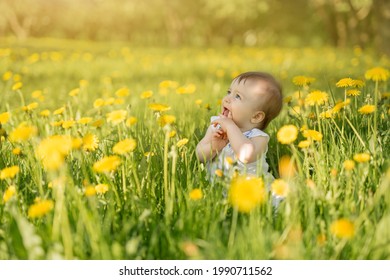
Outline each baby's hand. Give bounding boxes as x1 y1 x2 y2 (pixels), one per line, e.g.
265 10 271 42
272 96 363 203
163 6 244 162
211 129 228 152
211 115 235 133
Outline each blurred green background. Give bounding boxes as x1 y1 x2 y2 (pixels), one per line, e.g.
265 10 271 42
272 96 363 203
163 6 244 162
0 0 389 54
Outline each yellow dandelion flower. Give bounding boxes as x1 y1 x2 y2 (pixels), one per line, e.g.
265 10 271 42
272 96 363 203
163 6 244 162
332 99 350 113
0 166 20 180
113 138 136 155
352 79 365 88
159 80 174 88
169 130 176 138
346 89 361 96
71 137 83 149
104 97 115 106
140 90 153 99
292 76 315 86
12 147 22 155
215 169 223 177
9 124 37 142
358 105 375 114
61 120 75 129
330 168 338 178
77 117 93 124
148 103 171 112
365 67 389 82
302 129 323 141
93 156 121 173
13 74 21 82
84 186 96 196
40 110 50 117
176 138 189 148
336 78 354 88
278 155 297 179
0 112 10 124
343 160 355 171
12 82 22 91
271 179 289 197
283 96 292 104
307 112 316 119
114 98 124 105
91 119 104 128
353 153 370 163
115 87 130 97
381 92 390 99
277 125 298 144
225 156 234 165
3 185 16 203
319 109 334 119
189 188 203 200
28 199 54 218
305 90 328 106
68 88 80 97
195 99 203 105
50 120 63 127
3 71 12 81
22 102 39 112
31 90 43 99
295 99 306 110
125 116 137 127
93 98 105 108
298 140 311 149
158 115 176 127
176 83 196 94
36 135 73 170
95 184 109 194
82 133 99 151
229 175 267 213
330 218 355 239
53 107 65 115
106 110 127 125
79 79 88 87
144 151 155 157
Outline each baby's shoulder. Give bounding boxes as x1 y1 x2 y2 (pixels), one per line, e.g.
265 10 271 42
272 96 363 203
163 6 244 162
245 128 269 139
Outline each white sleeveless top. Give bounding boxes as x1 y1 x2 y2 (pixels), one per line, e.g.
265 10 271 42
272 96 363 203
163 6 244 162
207 116 275 187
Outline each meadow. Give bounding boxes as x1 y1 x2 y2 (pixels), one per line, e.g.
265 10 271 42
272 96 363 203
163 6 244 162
0 38 389 260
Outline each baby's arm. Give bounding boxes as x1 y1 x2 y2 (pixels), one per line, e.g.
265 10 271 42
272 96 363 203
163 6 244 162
227 128 268 163
211 117 268 163
196 126 215 163
196 125 228 163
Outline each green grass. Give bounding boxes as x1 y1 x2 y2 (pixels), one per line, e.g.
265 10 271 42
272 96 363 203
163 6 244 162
0 38 389 260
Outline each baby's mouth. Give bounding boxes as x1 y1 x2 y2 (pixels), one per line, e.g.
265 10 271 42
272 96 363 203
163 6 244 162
222 107 230 117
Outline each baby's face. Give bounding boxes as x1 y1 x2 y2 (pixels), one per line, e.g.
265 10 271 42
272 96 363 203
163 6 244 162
221 78 267 131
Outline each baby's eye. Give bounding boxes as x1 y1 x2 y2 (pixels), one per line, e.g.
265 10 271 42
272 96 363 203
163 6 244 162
234 94 241 100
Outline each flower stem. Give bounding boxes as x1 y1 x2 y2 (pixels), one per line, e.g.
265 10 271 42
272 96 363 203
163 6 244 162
163 130 170 221
373 80 379 182
228 207 238 249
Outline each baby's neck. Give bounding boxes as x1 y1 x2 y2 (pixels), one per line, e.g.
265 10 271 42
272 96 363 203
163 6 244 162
238 124 259 133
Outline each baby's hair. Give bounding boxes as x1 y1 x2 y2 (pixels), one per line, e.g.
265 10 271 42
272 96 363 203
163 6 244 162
233 71 283 130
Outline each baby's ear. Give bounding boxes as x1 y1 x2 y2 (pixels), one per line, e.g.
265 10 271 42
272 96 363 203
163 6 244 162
251 111 265 124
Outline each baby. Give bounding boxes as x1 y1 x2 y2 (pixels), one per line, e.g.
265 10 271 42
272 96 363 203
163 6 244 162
196 71 283 192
